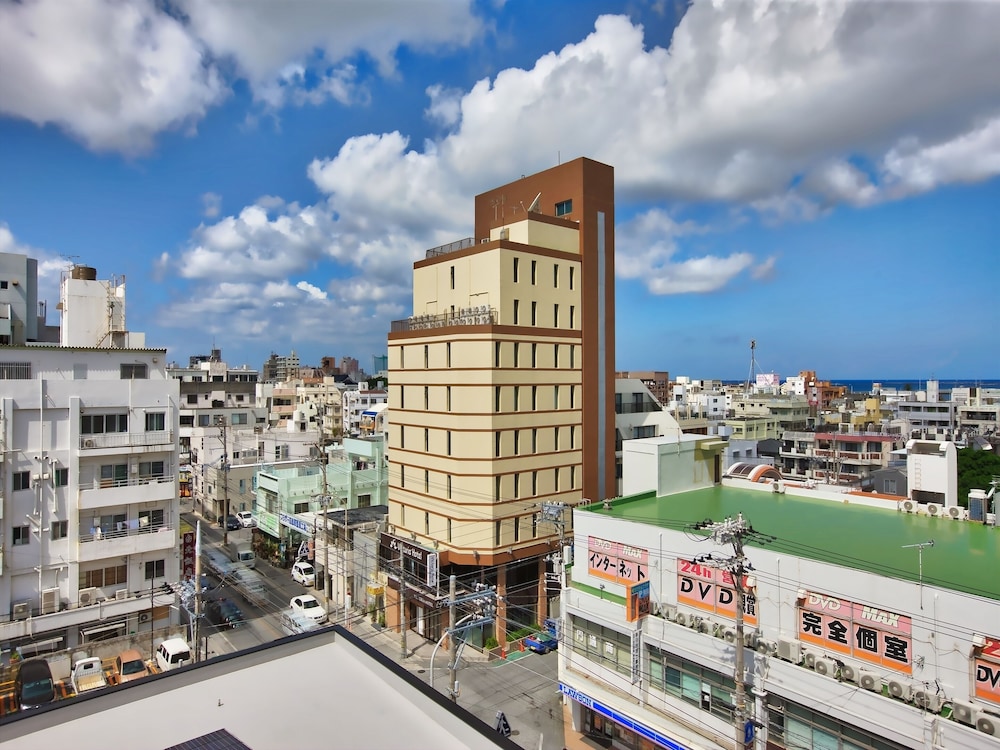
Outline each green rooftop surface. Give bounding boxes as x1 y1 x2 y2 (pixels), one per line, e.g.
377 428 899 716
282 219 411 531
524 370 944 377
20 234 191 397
586 486 1000 602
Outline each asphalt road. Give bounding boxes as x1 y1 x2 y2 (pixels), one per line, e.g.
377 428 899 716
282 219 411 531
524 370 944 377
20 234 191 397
188 511 565 750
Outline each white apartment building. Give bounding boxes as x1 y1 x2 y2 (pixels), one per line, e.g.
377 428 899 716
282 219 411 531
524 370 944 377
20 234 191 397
0 260 181 658
614 378 683 496
559 436 1000 750
342 382 387 438
1 348 181 654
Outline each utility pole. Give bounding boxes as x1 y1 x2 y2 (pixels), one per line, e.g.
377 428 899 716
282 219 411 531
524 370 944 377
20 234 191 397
692 512 772 749
218 417 230 546
449 574 457 701
194 522 202 662
399 554 407 660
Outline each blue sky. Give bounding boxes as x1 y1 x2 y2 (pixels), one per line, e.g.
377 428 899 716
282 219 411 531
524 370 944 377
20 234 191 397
2 0 999 381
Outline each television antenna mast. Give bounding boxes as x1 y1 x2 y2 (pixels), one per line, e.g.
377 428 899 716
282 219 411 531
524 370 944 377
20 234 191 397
901 540 934 609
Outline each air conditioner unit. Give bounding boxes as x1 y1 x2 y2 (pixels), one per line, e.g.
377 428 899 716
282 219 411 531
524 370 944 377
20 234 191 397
948 506 968 520
675 612 689 627
913 689 943 713
839 661 860 683
777 638 802 663
698 618 714 634
115 589 129 601
139 612 151 624
887 679 913 701
926 503 941 516
977 711 998 736
691 615 705 631
723 627 738 644
902 500 916 513
41 587 59 615
84 439 96 448
858 671 881 692
12 601 30 620
661 604 677 622
79 587 99 607
477 315 490 325
756 639 777 655
953 700 977 725
915 503 930 515
802 649 820 669
814 658 838 677
743 631 758 648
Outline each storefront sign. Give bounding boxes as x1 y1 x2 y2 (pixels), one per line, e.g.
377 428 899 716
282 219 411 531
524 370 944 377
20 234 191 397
677 560 758 626
379 533 439 588
558 683 689 750
975 636 1000 704
798 590 911 673
279 512 310 535
181 530 195 579
587 537 648 585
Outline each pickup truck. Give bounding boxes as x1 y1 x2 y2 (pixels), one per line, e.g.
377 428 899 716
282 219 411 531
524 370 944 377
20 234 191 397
523 632 559 654
70 657 108 695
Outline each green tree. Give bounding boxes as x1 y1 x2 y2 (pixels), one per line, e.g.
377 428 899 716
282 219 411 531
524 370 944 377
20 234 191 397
956 447 1000 507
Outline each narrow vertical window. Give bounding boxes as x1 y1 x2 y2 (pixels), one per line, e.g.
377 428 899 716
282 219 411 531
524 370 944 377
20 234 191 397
450 265 455 289
554 344 560 368
514 516 520 541
571 385 576 409
569 267 575 290
447 386 452 411
495 385 501 412
424 428 429 452
554 467 560 492
532 471 538 496
514 299 520 324
571 425 576 449
495 476 502 503
554 426 560 451
424 470 429 493
553 304 559 328
532 428 537 453
400 386 405 409
400 345 405 368
571 465 576 489
531 343 537 367
447 517 453 541
513 473 520 498
569 305 575 328
531 386 537 411
447 431 452 456
495 341 501 367
424 345 429 369
495 431 501 457
424 386 429 410
554 263 559 288
514 430 520 455
513 257 519 282
513 386 520 411
531 260 537 285
446 342 451 368
554 385 560 409
531 301 537 326
495 520 501 545
513 342 519 367
570 346 575 369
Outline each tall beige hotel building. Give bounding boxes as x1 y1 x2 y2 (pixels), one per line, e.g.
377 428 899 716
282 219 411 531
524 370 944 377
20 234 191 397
385 158 616 643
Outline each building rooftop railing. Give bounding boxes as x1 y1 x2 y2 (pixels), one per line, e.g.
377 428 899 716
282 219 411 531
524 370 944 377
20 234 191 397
425 237 475 259
390 306 494 333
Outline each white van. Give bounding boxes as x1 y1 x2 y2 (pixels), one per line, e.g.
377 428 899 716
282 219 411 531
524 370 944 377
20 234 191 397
155 638 192 672
280 610 322 637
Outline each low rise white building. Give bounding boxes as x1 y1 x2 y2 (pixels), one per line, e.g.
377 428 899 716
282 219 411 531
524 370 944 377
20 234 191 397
559 435 1000 750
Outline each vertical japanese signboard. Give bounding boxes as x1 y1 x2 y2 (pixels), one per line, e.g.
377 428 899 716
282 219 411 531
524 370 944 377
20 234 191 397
181 530 196 579
676 560 757 626
974 637 1000 704
587 537 648 585
798 591 912 674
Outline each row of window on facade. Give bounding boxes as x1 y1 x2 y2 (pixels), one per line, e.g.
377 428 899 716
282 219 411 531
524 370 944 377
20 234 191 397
0 362 149 380
568 614 907 750
398 423 578 457
397 382 579 414
80 412 165 434
400 341 579 370
395 502 572 545
448 256 576 291
79 559 165 589
179 412 250 427
396 462 578 502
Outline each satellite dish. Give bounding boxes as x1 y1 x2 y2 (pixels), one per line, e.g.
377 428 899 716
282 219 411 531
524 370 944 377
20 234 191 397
527 192 541 213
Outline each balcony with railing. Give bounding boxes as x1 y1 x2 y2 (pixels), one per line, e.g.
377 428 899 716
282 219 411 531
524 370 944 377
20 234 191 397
78 519 178 561
78 473 177 510
425 237 475 259
79 430 174 451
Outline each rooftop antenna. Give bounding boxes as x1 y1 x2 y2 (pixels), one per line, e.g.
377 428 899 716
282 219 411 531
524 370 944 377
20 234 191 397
527 192 541 213
743 340 758 399
901 540 934 609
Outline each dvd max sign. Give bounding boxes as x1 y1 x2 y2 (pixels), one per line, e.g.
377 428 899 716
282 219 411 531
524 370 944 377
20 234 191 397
379 533 439 588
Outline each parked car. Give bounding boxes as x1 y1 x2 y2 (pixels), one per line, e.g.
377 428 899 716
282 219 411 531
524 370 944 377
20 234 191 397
115 649 150 684
206 598 244 629
523 632 559 654
236 511 256 528
290 594 328 623
223 514 241 531
155 638 192 672
15 658 55 710
291 561 316 586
